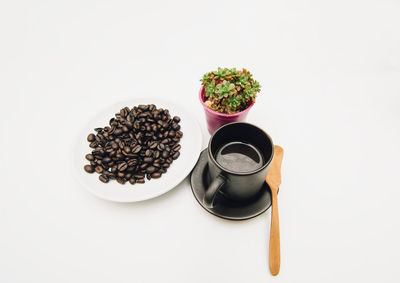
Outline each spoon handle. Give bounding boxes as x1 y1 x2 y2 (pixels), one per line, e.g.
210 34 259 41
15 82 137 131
269 188 280 276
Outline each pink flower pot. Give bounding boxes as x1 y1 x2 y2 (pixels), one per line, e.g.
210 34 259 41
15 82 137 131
199 87 254 134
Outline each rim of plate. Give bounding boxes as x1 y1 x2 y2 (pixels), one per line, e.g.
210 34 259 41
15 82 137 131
74 98 202 202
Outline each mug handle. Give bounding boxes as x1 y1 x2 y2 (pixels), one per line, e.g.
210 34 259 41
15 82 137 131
204 175 226 208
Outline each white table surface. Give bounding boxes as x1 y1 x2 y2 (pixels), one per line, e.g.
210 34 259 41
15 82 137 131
1 1 399 282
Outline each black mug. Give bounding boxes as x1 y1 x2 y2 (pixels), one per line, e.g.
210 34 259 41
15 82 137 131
204 122 274 208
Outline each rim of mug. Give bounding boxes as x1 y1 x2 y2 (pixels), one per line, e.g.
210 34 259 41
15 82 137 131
207 122 275 176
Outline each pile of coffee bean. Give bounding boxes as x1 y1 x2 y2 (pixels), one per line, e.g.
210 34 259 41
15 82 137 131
83 104 182 185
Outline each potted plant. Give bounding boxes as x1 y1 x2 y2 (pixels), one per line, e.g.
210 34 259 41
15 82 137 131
199 67 261 134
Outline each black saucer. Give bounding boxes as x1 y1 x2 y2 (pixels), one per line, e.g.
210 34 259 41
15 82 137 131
190 149 273 221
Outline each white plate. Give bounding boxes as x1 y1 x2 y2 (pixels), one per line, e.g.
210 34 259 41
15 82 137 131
74 98 202 202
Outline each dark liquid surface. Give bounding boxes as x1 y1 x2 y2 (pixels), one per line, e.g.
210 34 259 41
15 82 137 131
215 142 264 173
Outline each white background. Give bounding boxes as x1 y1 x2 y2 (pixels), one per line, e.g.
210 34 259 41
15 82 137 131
1 1 399 282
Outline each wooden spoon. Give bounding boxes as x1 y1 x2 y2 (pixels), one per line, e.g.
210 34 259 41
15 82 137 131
266 145 284 276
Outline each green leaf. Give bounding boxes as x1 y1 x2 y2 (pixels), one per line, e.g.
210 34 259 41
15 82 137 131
227 95 241 110
216 80 233 98
253 80 261 91
239 75 248 86
205 80 216 97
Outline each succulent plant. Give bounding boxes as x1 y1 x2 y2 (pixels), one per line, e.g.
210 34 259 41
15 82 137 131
200 67 261 114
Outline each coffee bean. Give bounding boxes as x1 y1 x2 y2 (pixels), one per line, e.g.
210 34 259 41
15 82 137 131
172 152 180 160
84 165 94 173
92 149 104 156
117 172 125 178
168 130 176 137
146 166 156 173
176 131 183 137
116 178 126 184
151 172 161 178
125 152 138 158
117 162 128 172
143 157 153 163
134 173 145 179
157 143 165 150
173 116 180 122
160 168 167 173
132 145 142 153
123 146 131 153
162 151 169 158
140 163 148 169
137 178 145 184
172 123 180 131
172 144 181 151
129 178 136 184
125 121 133 129
85 154 94 161
99 174 109 183
95 166 103 173
127 159 137 167
89 141 97 148
120 108 127 117
162 163 170 168
87 133 95 142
